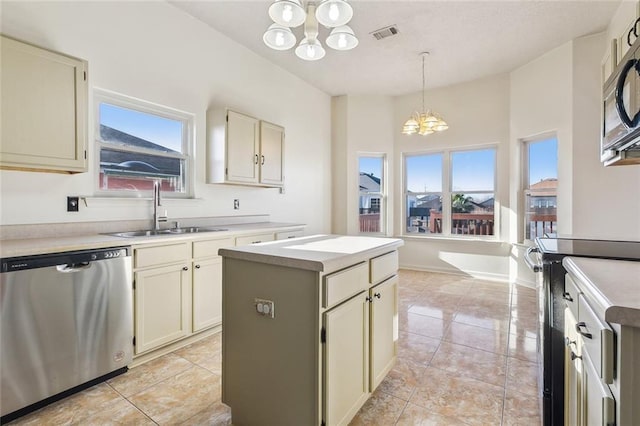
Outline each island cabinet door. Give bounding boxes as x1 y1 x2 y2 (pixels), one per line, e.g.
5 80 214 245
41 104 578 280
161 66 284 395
370 275 398 391
323 292 370 426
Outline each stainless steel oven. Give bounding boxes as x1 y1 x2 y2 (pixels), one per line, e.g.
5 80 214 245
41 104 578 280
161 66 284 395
525 238 640 426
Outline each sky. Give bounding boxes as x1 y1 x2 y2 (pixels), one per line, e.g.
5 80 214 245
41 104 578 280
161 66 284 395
528 137 558 184
100 103 183 152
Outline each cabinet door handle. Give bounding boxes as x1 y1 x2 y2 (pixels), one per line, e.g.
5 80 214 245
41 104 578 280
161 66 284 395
562 292 573 302
564 337 576 347
575 322 593 339
182 266 189 271
374 292 381 299
195 264 201 269
261 155 265 165
570 351 582 361
255 154 259 164
365 296 373 303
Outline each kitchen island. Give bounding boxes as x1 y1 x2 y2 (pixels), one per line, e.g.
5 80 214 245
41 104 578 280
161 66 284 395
219 234 403 426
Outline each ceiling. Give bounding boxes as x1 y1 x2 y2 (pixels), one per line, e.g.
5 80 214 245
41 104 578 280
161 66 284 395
170 0 621 97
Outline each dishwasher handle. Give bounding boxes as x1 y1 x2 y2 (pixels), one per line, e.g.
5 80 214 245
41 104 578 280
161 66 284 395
56 262 92 273
524 246 543 273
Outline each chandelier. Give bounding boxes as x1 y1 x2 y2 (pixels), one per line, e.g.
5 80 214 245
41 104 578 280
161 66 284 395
401 52 448 135
263 0 358 61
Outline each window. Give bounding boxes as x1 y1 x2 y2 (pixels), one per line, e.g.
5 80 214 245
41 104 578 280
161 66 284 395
405 153 443 234
523 136 558 240
95 89 193 196
404 147 496 237
450 149 495 236
358 155 386 234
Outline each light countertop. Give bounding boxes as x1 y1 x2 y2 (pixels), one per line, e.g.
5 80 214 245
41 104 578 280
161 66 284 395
563 257 640 328
218 234 404 272
0 222 305 258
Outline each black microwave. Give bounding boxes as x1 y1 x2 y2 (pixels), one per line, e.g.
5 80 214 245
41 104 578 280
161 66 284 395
602 20 640 166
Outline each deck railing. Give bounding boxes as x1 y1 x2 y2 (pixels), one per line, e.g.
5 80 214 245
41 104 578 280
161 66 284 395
359 213 380 233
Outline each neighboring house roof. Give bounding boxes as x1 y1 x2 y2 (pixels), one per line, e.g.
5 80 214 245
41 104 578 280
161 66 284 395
359 172 381 192
530 178 558 196
100 124 178 154
416 194 441 210
99 125 181 176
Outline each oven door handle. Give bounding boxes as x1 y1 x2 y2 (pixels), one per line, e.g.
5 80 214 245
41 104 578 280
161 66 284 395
524 246 543 273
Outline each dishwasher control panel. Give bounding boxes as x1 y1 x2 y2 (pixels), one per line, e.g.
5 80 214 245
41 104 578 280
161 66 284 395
2 247 131 272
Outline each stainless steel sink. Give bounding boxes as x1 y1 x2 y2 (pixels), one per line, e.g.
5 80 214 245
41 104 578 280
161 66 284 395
107 227 228 238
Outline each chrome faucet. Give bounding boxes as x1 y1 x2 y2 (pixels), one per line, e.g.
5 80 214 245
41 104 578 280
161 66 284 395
153 181 167 231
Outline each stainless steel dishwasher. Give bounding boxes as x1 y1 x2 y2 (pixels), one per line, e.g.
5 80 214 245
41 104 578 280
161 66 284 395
0 246 133 423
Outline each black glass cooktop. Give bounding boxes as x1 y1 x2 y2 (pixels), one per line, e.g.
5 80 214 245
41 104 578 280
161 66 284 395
536 237 640 261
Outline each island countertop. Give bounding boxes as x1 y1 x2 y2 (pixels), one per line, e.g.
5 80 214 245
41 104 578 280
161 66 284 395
563 256 640 328
218 234 404 272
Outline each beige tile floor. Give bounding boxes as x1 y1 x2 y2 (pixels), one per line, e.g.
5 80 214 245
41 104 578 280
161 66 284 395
8 270 541 425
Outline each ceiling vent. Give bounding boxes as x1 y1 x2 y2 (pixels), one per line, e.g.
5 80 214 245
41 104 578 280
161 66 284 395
370 25 399 41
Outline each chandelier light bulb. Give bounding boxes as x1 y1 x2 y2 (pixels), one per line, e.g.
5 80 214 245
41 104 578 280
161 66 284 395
325 25 358 50
315 0 353 27
282 4 293 22
268 0 306 27
295 37 326 60
329 4 340 22
263 23 296 50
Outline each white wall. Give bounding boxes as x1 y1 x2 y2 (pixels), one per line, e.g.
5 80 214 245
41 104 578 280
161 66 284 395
332 95 395 236
393 74 512 280
0 1 332 234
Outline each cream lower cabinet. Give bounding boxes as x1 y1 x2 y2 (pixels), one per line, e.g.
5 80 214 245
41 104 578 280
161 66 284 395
564 307 583 426
370 275 398 390
134 242 191 354
192 237 234 332
134 264 191 354
134 237 233 355
324 292 370 426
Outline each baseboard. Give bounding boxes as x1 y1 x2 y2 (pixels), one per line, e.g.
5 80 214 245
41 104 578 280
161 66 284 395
399 263 509 283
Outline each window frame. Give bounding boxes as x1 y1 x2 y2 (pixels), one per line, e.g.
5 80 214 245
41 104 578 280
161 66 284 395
93 88 195 198
521 133 558 243
402 144 498 239
357 152 387 236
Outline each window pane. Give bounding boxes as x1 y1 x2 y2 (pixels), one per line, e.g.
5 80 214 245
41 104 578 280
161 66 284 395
405 154 442 193
406 194 443 234
99 148 185 193
526 137 558 239
450 193 495 235
359 156 383 233
451 149 495 191
99 103 183 153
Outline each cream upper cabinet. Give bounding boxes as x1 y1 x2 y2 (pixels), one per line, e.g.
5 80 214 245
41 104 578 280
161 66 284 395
0 35 87 173
226 110 260 184
207 108 285 187
259 121 284 186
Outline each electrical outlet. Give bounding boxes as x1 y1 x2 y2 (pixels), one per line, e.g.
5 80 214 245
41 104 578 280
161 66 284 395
234 199 240 210
67 196 79 212
254 298 275 318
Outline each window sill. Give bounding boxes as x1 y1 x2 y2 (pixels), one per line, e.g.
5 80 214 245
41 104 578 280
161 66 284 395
80 196 203 207
398 234 508 245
